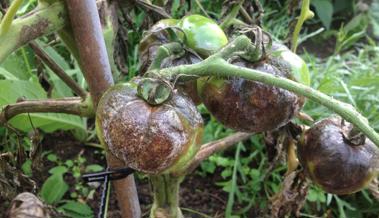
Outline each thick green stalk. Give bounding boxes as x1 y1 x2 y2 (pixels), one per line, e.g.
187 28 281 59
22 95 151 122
156 35 379 147
150 175 184 218
0 1 67 63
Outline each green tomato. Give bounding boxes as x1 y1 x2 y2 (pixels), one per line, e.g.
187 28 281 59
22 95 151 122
178 14 228 57
272 43 310 86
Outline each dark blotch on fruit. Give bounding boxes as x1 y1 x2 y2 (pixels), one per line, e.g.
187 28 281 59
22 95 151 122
199 58 302 132
96 78 203 174
298 116 379 194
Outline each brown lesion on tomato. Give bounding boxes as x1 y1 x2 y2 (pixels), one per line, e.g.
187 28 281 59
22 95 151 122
96 80 203 174
298 116 379 194
199 58 301 133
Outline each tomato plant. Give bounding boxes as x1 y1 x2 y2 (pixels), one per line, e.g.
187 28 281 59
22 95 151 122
1 1 379 218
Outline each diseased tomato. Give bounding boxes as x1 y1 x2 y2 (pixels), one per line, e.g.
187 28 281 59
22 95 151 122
198 55 303 132
96 78 203 174
139 18 180 74
139 19 202 104
178 14 228 57
298 116 379 194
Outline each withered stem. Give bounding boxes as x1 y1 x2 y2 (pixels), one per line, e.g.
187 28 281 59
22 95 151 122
185 132 253 174
29 41 87 99
0 97 94 125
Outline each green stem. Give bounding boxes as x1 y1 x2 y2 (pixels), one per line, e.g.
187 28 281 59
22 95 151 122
219 0 244 31
0 1 67 63
148 42 183 71
156 35 379 147
0 0 23 36
150 175 184 218
291 0 314 52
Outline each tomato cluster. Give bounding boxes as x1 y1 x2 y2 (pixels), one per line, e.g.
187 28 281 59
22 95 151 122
96 14 378 195
97 15 308 173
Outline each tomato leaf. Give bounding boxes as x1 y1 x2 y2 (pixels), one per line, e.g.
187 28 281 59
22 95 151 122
58 201 93 218
40 173 69 204
312 0 334 29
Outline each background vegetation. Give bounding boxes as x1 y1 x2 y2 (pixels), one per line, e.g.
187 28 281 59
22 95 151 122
1 0 379 217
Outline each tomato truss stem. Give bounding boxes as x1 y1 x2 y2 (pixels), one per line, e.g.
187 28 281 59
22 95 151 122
155 35 379 147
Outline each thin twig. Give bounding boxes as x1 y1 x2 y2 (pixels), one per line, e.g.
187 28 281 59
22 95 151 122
220 1 244 31
29 41 87 99
0 97 94 124
239 7 254 25
194 0 210 18
184 132 253 174
133 0 171 19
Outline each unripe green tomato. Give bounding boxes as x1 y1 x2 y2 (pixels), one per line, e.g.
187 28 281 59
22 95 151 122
271 43 310 86
178 14 228 57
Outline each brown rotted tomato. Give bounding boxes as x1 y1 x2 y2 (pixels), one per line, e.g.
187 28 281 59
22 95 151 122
96 78 203 174
139 19 179 74
298 116 379 195
139 19 202 104
198 56 303 133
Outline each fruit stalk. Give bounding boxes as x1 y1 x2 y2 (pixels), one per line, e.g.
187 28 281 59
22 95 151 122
154 35 379 146
148 42 183 71
149 175 184 218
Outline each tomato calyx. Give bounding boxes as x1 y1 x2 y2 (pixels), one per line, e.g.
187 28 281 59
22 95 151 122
137 77 174 106
238 26 272 63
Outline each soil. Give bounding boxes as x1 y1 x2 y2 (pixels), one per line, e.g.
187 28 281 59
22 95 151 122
1 132 229 218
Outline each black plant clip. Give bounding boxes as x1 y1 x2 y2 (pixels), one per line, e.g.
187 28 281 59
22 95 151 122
82 167 135 183
82 167 135 218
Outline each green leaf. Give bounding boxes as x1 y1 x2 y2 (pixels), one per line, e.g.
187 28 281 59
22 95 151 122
40 173 69 204
0 80 86 133
58 201 93 218
49 166 68 175
47 153 58 162
85 164 104 173
312 0 334 29
0 67 18 80
21 159 33 176
1 48 35 80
